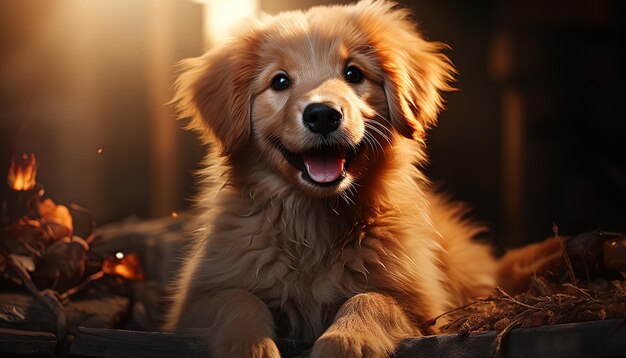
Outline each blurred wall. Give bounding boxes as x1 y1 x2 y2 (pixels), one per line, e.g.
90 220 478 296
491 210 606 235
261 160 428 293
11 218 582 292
490 0 626 246
1 0 625 248
0 0 205 222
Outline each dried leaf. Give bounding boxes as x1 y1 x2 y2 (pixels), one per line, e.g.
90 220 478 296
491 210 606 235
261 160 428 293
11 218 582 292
33 237 87 291
39 198 73 239
9 254 36 272
0 303 27 323
603 236 626 272
1 217 49 256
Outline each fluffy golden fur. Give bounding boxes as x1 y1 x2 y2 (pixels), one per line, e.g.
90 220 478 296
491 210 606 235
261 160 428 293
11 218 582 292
165 1 504 356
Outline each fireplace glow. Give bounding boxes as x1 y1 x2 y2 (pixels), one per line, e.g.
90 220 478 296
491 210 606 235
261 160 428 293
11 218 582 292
103 253 144 281
38 198 74 237
2 152 145 327
7 153 38 191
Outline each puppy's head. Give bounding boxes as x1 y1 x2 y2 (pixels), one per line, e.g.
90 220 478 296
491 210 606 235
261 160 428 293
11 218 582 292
174 0 454 198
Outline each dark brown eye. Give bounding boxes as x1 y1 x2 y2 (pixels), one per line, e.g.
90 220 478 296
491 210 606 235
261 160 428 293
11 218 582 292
271 74 291 91
344 66 364 83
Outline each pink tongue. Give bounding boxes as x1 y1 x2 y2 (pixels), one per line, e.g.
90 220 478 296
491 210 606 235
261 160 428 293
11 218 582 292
303 150 346 183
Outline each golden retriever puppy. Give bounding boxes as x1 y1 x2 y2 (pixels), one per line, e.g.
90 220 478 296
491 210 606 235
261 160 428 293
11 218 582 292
165 1 499 356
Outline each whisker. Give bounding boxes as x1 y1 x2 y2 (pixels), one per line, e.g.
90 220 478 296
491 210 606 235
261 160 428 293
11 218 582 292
370 115 394 134
340 191 355 206
366 113 400 163
371 112 400 141
372 111 392 126
365 118 393 138
363 131 382 157
363 124 387 159
360 130 374 152
364 122 392 145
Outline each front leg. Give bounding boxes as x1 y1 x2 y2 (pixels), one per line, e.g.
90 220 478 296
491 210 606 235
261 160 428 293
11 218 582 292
167 288 280 358
311 292 421 358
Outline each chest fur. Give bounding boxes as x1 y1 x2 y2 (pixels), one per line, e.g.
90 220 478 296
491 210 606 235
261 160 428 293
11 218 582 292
204 200 372 339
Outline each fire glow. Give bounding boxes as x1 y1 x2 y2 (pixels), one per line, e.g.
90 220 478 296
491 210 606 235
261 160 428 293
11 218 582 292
103 253 144 281
7 153 38 191
2 153 144 302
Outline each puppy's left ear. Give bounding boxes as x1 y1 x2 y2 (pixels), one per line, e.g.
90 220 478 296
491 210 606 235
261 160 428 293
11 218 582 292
369 4 456 139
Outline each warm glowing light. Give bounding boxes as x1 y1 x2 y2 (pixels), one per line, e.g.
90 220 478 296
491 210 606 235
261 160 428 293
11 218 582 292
38 198 74 237
115 251 125 260
103 253 144 280
171 211 178 218
193 0 258 46
97 148 103 154
7 153 38 191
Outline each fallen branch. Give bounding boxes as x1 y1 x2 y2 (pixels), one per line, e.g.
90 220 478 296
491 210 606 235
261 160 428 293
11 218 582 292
7 255 67 345
59 270 105 301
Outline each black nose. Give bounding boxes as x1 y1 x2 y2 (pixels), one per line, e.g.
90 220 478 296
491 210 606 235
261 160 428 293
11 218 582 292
303 103 342 136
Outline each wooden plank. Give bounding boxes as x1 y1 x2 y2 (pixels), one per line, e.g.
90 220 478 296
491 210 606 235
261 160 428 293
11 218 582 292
0 292 129 334
70 319 626 358
0 327 56 357
70 327 311 358
397 319 626 358
69 327 208 358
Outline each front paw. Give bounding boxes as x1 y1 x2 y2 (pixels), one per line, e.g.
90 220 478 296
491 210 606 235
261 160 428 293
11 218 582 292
311 332 389 358
213 337 280 358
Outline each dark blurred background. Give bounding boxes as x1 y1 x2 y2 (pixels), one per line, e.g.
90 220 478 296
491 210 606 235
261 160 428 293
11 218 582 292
1 0 624 249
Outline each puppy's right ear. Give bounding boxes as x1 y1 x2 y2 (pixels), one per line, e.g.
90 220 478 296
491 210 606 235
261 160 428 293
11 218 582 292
173 37 257 155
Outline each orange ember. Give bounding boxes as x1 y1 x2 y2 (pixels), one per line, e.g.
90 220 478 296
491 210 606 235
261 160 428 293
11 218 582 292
103 253 144 280
7 153 38 191
38 198 74 238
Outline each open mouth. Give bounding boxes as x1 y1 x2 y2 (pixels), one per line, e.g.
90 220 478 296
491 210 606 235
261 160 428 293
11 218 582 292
274 141 361 187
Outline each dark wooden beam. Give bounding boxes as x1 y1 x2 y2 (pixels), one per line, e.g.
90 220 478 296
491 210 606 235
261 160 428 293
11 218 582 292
69 327 208 358
0 328 56 357
68 319 626 358
0 292 129 334
397 319 626 358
